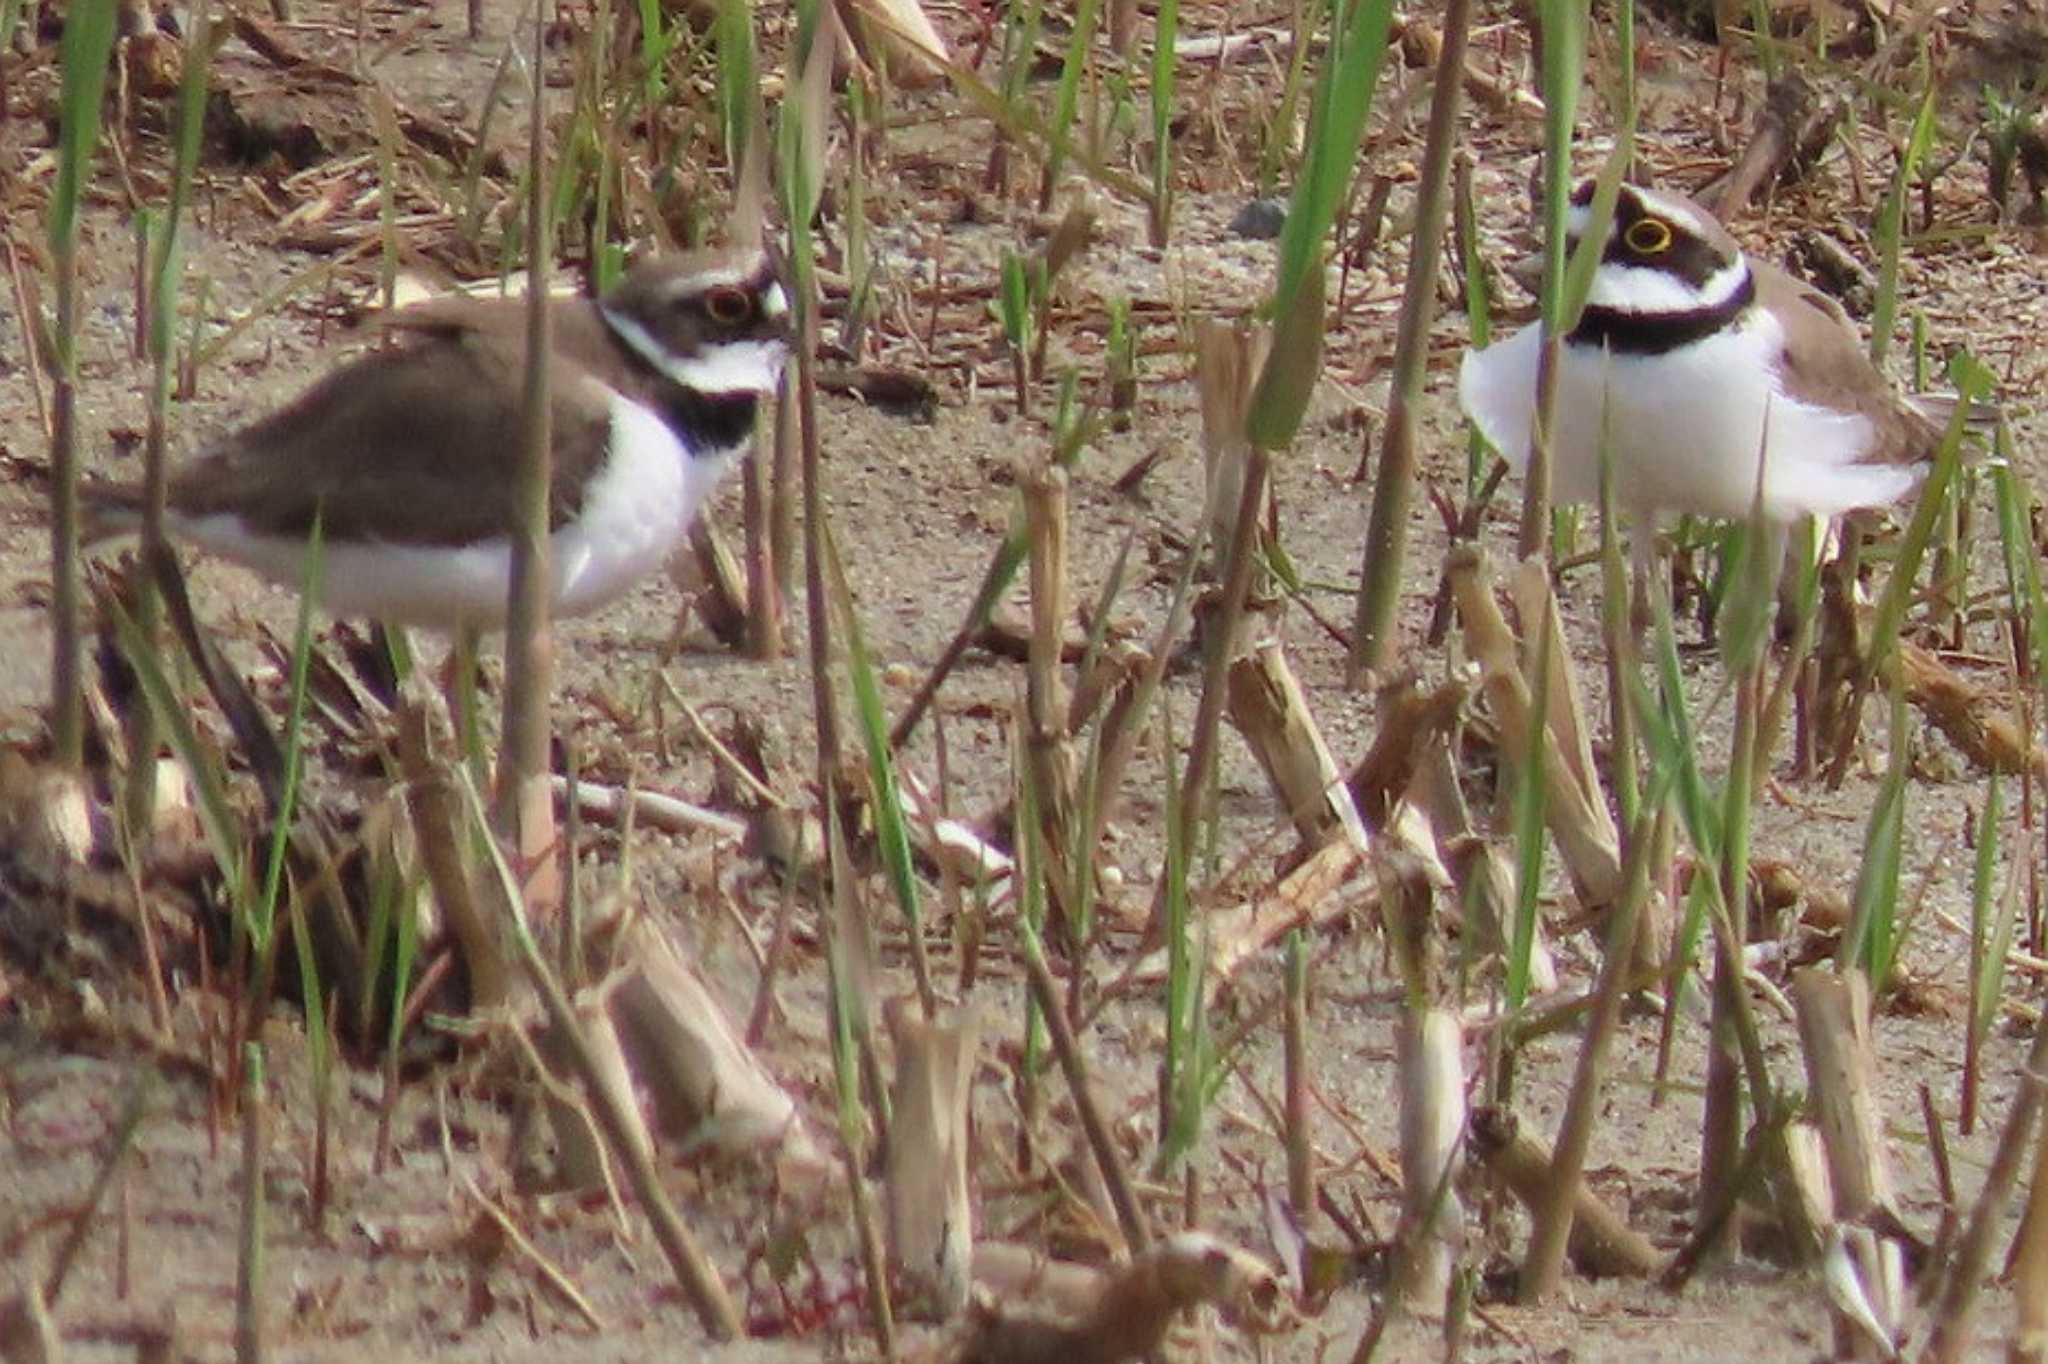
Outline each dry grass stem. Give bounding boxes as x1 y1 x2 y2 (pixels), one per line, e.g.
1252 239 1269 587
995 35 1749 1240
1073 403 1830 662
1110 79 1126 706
609 917 826 1174
552 776 750 842
1226 640 1369 852
884 997 981 1320
460 1174 606 1331
1469 1106 1663 1281
1790 968 1899 1226
1449 547 1624 905
539 990 651 1190
397 702 512 1011
1393 1008 1464 1310
958 1232 1284 1364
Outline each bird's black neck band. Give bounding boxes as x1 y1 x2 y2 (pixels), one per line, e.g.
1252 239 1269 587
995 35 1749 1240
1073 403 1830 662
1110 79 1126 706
662 389 759 458
1569 269 1756 357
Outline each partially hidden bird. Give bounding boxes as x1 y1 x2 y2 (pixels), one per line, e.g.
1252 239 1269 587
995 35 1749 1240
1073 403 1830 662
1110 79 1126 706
84 246 789 631
1459 180 1962 538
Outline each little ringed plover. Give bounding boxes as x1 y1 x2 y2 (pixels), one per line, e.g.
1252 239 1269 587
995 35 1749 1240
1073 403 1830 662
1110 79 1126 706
84 246 789 630
1459 180 1952 531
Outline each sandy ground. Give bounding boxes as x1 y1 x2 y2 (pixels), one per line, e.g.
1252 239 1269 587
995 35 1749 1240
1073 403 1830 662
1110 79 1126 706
5 1 2048 1360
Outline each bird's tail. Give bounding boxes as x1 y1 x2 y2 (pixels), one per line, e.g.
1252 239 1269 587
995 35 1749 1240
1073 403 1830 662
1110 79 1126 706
78 484 147 547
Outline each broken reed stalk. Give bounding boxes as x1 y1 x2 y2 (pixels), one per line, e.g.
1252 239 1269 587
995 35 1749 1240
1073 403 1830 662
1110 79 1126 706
1349 0 1468 676
2009 1107 2048 1362
235 1044 266 1364
1790 968 1896 1225
1447 548 1624 908
1226 639 1367 850
1023 463 1077 929
1395 1008 1465 1311
1470 1106 1663 1280
492 0 559 911
1921 990 2048 1364
462 774 744 1339
1520 799 1664 1302
884 1001 979 1319
1196 318 1270 581
539 992 648 1191
398 703 512 1010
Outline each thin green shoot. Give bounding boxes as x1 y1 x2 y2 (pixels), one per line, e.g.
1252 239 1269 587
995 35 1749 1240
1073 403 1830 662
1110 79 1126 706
1861 351 1991 670
1594 377 1637 831
1246 0 1397 450
1103 292 1135 421
1456 154 1494 493
458 41 525 246
1146 0 1177 243
842 75 875 355
997 247 1037 412
1993 435 2048 682
1154 692 1215 1175
1504 619 1552 1015
1962 771 2005 1132
1254 0 1325 192
715 0 757 171
1837 689 1909 988
824 522 935 1017
1040 0 1100 210
125 0 216 833
248 515 326 1020
108 598 252 919
47 0 122 769
1869 78 1936 367
1346 0 1470 673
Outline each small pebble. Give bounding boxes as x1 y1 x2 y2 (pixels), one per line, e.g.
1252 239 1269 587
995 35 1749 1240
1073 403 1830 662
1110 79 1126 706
1230 198 1288 241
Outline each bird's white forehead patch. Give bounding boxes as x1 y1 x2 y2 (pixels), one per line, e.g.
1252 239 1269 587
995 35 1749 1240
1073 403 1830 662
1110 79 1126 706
1624 186 1710 237
1567 184 1713 244
657 257 774 302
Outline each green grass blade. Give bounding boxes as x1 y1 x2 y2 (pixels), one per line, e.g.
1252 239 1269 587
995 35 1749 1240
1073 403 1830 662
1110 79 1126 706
48 0 120 264
1863 352 1991 669
1504 625 1553 1012
1041 0 1100 208
1968 771 2004 1034
1869 77 1936 366
1147 0 1178 243
1837 689 1909 983
824 524 933 1013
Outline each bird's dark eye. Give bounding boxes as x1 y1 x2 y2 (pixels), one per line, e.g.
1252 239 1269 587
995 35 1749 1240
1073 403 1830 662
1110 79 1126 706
1623 218 1673 255
702 284 755 325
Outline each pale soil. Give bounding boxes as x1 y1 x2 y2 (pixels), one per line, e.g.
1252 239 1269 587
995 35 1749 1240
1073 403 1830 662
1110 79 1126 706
2 2 2046 1361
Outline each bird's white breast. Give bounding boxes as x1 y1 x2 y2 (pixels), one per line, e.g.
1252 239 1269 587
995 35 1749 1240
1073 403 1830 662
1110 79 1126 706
1458 310 1917 524
173 392 736 628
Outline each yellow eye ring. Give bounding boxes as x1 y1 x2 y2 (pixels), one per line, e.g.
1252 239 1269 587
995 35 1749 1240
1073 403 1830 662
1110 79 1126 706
1623 218 1673 255
703 284 755 325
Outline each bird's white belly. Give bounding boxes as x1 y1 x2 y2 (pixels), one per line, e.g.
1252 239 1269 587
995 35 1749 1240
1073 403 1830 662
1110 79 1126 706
1459 316 1916 523
175 393 737 629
